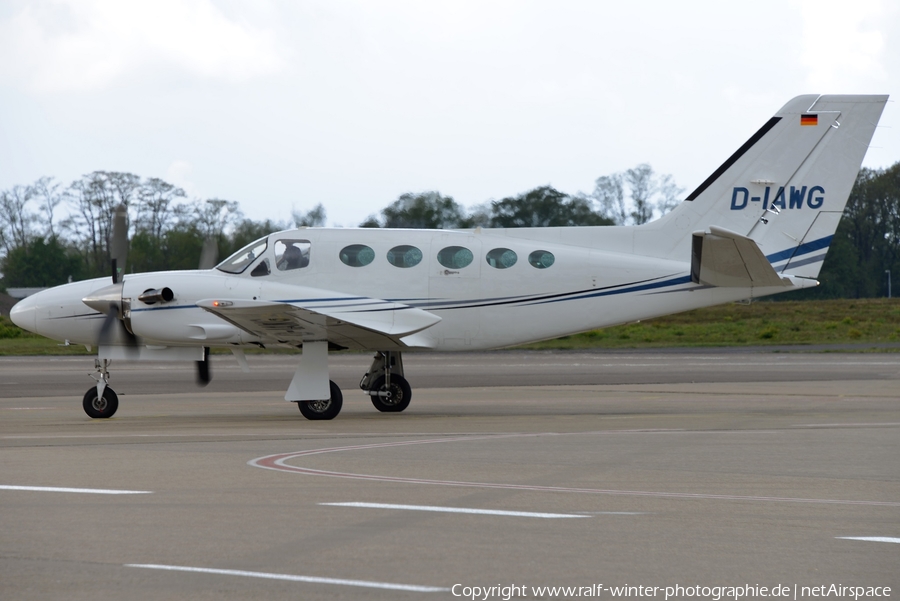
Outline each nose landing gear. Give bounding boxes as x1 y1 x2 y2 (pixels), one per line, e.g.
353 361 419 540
83 359 119 418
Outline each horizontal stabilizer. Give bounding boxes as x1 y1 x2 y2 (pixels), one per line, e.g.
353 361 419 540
691 226 791 288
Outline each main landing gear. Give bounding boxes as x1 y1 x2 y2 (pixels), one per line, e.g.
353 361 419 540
296 381 343 420
294 351 413 421
360 351 412 413
83 358 118 418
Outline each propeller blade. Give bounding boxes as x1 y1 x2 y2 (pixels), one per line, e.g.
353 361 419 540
198 238 219 270
101 302 139 359
196 347 211 386
97 309 120 347
84 283 139 358
110 203 129 283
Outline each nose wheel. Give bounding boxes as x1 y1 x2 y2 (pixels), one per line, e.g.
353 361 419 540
83 358 118 418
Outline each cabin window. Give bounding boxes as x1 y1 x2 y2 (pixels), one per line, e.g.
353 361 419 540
486 248 517 269
437 246 474 269
339 244 375 267
528 250 555 269
386 245 423 268
250 259 270 277
275 239 311 271
216 237 268 274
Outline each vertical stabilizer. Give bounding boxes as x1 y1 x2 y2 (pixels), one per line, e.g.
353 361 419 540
637 94 888 279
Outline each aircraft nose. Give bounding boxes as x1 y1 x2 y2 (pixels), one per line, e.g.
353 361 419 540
9 296 37 333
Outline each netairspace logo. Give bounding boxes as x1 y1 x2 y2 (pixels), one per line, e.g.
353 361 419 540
450 583 892 600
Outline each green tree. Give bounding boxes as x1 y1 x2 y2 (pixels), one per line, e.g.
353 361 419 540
163 226 208 271
129 227 207 273
782 162 900 299
219 218 288 261
293 204 326 227
0 236 83 287
366 192 468 229
359 215 381 228
488 186 613 228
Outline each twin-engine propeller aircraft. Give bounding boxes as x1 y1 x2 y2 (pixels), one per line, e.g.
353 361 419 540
10 94 888 420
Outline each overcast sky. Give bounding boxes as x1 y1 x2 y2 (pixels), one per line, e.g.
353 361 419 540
1 0 897 228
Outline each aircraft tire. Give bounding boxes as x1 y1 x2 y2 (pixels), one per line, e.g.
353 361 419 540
82 386 119 419
297 380 343 420
369 375 412 413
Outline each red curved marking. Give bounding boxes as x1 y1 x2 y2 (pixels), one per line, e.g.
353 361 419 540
248 435 900 507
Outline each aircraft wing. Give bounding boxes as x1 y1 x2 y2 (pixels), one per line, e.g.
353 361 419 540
691 226 791 288
196 297 441 350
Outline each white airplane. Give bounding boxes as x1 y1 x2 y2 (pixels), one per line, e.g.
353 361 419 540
9 94 888 420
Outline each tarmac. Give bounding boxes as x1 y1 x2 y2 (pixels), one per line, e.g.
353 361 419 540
1 350 898 600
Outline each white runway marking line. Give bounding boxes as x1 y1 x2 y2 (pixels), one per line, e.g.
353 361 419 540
575 511 646 515
320 502 590 519
0 485 151 495
836 536 900 544
125 564 448 592
795 422 900 428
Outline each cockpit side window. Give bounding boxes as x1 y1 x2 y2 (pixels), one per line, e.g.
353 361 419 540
275 239 311 271
216 238 268 274
251 259 271 277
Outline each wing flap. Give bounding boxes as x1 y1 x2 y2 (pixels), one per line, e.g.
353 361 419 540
196 298 440 350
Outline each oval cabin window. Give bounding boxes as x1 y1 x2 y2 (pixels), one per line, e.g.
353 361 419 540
486 248 517 269
339 244 375 267
386 245 423 268
528 250 555 269
437 246 474 269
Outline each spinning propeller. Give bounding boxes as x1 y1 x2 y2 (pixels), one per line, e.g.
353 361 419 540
81 205 215 384
82 204 139 357
198 237 219 270
196 237 218 385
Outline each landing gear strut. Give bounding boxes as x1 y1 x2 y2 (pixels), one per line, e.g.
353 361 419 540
360 351 412 413
83 359 119 418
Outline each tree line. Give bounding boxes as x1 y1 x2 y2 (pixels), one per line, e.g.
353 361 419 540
0 171 326 287
1 162 898 299
0 165 677 288
791 162 900 299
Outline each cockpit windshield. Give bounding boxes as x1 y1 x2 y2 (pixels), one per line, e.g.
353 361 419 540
216 237 268 274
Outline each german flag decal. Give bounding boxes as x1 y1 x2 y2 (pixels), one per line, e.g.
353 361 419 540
800 114 818 126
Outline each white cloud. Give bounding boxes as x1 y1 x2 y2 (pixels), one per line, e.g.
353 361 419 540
0 0 285 93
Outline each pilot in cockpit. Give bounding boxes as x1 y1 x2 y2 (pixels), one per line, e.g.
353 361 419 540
278 243 309 270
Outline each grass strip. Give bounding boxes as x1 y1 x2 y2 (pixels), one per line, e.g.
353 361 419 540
2 298 899 355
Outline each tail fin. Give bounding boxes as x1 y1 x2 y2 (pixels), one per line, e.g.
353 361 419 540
641 94 888 279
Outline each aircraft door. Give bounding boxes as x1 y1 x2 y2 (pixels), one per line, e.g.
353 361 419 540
429 234 482 348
